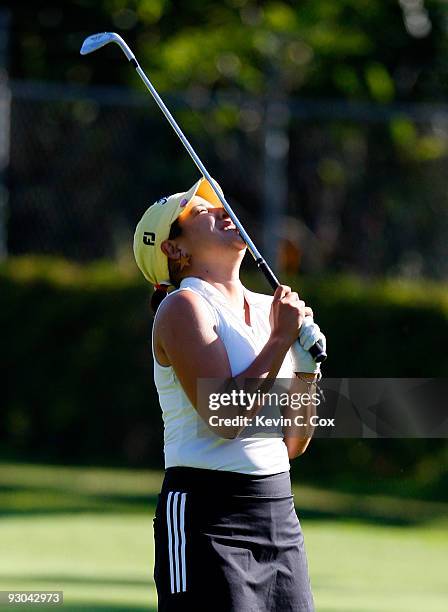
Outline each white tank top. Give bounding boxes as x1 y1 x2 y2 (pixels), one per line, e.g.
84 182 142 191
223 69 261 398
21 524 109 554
152 276 293 475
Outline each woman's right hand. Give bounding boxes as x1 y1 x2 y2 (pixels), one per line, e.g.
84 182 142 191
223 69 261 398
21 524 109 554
269 285 307 347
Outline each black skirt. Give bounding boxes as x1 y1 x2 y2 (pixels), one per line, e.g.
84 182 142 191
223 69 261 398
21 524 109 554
153 467 314 611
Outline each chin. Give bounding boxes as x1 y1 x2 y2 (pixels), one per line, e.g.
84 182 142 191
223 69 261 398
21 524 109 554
215 229 246 251
230 236 246 250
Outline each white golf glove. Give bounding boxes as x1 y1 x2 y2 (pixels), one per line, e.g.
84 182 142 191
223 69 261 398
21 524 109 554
290 316 326 374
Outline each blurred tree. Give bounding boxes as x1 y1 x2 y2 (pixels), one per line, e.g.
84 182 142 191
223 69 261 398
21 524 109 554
4 1 448 277
5 1 446 102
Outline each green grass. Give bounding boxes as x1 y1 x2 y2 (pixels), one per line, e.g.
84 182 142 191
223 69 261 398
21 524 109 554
0 463 447 611
307 521 448 611
0 514 156 611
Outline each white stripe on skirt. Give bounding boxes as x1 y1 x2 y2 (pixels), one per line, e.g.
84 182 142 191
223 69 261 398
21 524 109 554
179 493 187 592
166 491 187 593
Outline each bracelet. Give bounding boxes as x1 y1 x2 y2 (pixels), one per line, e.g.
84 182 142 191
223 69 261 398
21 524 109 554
295 372 325 402
295 371 322 384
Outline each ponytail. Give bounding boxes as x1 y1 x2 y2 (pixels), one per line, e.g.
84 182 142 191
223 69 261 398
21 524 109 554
151 284 170 315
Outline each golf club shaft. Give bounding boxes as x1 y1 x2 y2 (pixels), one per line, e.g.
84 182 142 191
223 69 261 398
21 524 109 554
82 34 326 362
132 64 263 261
131 58 325 362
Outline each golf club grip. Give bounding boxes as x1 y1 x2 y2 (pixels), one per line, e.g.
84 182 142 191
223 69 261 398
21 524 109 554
309 340 327 363
257 260 327 363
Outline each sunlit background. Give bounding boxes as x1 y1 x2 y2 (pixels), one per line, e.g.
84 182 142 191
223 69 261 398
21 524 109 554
0 2 447 611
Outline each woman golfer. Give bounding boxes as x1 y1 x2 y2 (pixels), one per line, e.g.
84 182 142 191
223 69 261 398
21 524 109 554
133 177 325 611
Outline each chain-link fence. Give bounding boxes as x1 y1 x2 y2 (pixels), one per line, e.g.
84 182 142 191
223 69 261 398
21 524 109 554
3 79 448 278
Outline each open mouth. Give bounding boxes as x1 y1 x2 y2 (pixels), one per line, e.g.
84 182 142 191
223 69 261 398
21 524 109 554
221 223 238 232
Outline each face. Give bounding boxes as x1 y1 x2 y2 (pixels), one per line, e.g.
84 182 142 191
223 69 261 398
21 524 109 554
177 195 246 254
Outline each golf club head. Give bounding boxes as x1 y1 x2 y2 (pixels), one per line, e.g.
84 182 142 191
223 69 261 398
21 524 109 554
80 32 135 61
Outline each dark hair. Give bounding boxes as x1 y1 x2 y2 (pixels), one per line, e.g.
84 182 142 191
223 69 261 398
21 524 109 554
150 218 183 315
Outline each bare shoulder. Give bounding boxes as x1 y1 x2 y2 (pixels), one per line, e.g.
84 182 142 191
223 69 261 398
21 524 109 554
154 289 217 346
154 288 222 370
154 290 216 366
156 289 214 326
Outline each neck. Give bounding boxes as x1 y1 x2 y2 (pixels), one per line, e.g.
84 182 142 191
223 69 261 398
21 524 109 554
182 254 245 310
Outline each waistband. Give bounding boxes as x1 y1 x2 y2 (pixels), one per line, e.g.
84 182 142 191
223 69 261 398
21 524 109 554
161 467 292 498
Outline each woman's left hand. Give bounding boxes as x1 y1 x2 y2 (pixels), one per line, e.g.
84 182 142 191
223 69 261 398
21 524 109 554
290 316 327 374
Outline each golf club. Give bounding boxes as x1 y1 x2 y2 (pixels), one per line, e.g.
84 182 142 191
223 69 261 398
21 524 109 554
80 32 327 362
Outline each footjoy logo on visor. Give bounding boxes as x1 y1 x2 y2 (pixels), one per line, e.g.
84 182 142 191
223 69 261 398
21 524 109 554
143 232 156 246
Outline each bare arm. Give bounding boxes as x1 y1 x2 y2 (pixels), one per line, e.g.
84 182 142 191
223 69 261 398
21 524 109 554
282 373 318 459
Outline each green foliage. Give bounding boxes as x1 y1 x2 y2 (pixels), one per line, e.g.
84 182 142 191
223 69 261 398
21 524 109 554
1 257 447 498
365 62 395 103
8 0 447 101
